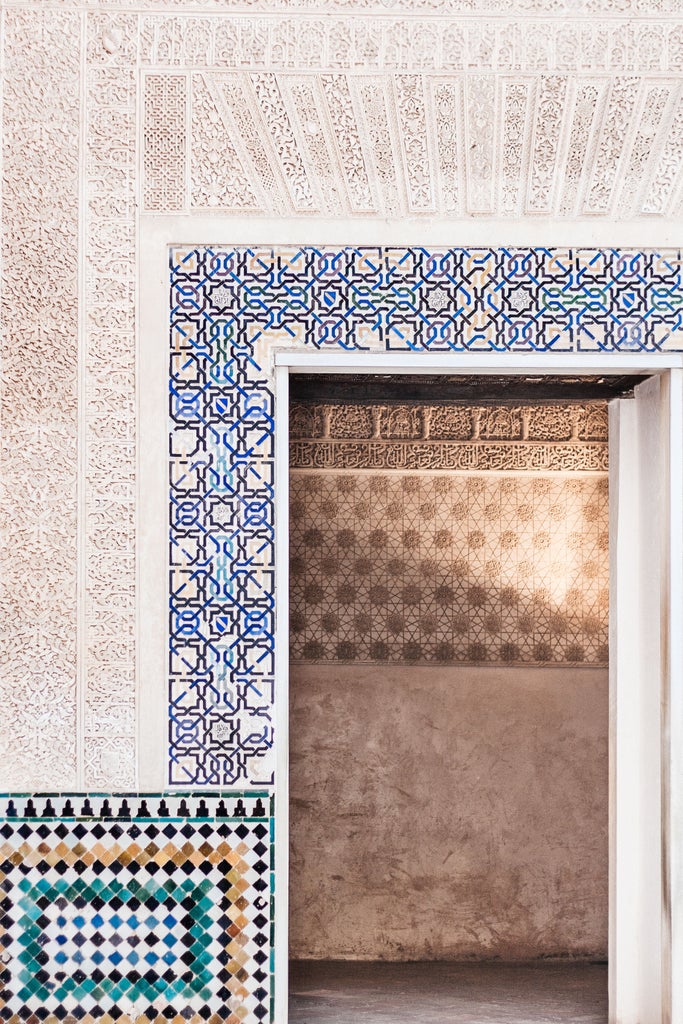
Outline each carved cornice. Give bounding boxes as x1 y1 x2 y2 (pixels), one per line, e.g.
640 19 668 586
290 402 609 471
6 0 683 10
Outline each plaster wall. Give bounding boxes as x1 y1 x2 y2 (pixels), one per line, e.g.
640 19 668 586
290 663 608 961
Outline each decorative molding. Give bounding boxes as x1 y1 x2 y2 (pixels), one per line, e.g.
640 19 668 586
0 791 272 820
5 0 683 10
138 17 683 72
291 401 608 438
291 440 608 471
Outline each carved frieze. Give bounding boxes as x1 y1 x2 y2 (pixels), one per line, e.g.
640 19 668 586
290 402 609 471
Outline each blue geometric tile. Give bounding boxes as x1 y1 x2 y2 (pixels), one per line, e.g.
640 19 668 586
169 245 683 787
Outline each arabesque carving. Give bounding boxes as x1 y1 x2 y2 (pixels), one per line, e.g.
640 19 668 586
0 9 81 789
2 0 683 792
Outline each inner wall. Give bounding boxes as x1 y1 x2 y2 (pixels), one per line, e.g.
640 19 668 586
288 395 609 962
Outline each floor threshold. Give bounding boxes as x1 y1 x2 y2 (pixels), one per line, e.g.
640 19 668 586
289 960 608 1024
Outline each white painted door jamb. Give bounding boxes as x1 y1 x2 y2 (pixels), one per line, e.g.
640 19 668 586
662 369 683 1024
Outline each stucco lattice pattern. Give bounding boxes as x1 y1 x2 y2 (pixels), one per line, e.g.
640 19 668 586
289 472 608 665
0 794 273 1024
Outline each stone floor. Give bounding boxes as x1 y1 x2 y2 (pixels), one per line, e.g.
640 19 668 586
289 961 608 1023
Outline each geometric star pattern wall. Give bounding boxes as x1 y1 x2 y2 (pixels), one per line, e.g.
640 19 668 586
0 794 273 1024
290 471 609 665
169 245 679 787
290 400 609 664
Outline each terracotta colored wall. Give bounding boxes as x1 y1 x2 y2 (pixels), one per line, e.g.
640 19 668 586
289 663 608 961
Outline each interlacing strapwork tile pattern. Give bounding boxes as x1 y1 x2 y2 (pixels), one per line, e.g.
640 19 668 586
169 245 674 786
0 794 273 1024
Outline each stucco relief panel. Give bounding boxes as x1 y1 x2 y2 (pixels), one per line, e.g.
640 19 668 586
83 12 139 788
0 9 81 789
3 1 683 793
141 65 683 220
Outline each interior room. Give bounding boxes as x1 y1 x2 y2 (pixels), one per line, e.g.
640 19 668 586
286 373 637 1024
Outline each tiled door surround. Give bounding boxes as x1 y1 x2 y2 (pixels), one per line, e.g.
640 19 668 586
168 245 682 789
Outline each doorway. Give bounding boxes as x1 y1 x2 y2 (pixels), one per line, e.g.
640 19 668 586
273 358 681 1024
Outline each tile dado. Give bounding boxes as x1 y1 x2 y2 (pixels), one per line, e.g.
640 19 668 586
0 793 273 1024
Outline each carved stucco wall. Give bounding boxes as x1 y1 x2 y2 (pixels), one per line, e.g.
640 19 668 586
2 0 683 789
289 402 609 666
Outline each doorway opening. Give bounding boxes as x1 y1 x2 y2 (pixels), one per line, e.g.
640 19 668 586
285 371 643 1024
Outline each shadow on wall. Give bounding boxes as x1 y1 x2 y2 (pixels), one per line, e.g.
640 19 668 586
289 472 609 667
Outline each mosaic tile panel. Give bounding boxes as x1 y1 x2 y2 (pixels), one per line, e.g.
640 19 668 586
169 245 678 786
0 794 273 1024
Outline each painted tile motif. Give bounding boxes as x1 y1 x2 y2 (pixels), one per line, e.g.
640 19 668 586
169 246 683 787
0 794 273 1024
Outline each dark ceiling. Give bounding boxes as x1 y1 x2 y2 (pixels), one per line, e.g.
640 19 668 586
290 373 649 405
